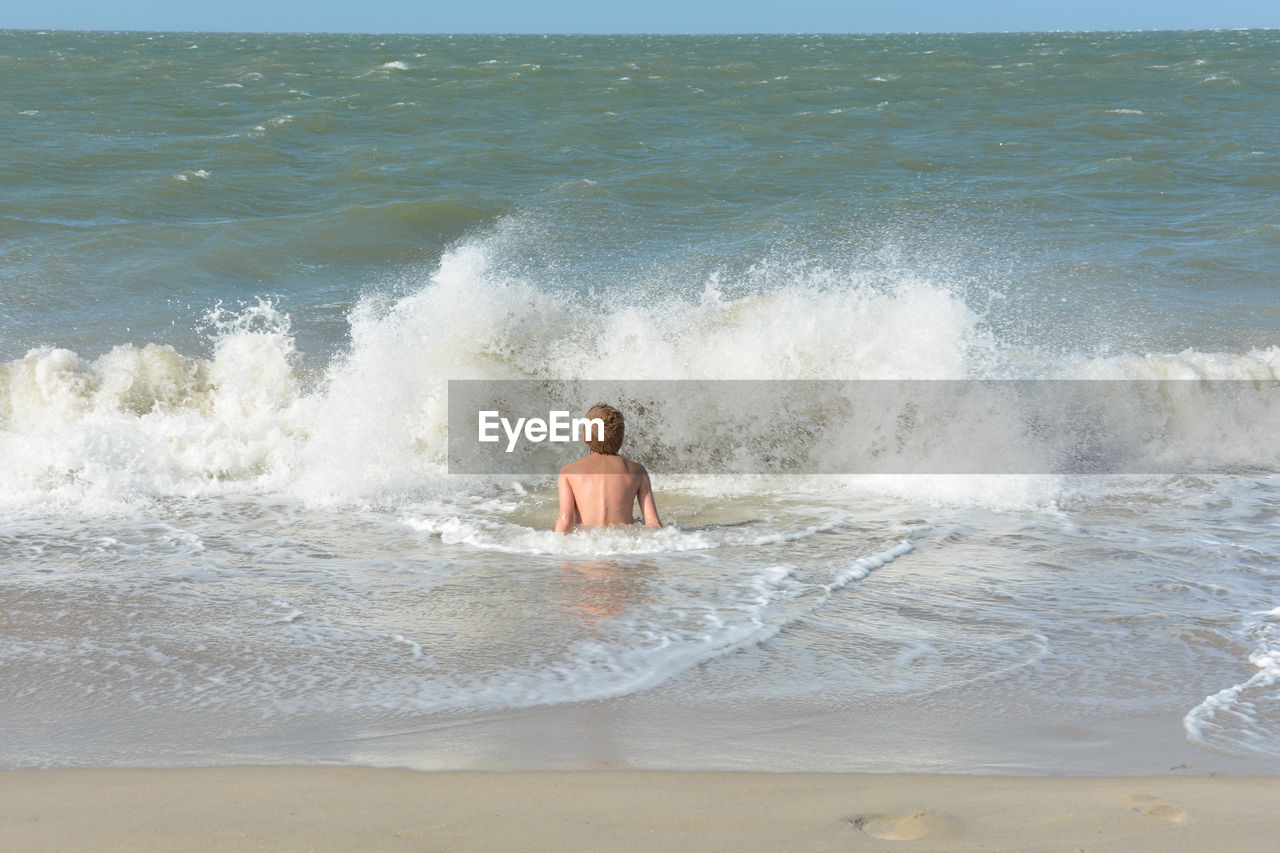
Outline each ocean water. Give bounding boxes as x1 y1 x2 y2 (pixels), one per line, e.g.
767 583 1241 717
2 29 1279 773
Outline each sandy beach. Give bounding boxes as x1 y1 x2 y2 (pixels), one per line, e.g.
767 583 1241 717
4 767 1278 851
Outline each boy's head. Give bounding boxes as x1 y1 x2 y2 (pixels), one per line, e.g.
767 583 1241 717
585 402 624 455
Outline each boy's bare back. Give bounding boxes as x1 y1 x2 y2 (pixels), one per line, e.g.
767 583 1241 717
554 403 661 533
555 453 661 532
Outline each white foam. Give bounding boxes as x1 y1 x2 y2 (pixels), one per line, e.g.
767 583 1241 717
1184 609 1280 757
4 237 1280 514
827 538 914 587
393 634 424 659
401 511 851 557
0 300 305 511
1069 348 1280 381
405 515 715 555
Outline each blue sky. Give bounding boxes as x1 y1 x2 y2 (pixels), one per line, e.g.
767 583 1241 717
6 0 1279 34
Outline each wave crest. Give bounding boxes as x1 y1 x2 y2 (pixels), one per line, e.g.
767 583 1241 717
3 239 1278 512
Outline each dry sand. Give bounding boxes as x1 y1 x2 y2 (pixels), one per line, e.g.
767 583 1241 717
3 767 1277 852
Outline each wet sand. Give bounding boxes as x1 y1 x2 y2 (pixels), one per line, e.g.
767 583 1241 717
3 767 1278 851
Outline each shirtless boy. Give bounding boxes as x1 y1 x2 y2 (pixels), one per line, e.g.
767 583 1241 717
554 403 662 533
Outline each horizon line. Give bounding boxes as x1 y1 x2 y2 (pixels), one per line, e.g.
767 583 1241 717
3 26 1276 38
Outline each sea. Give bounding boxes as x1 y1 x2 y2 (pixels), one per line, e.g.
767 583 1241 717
2 29 1279 774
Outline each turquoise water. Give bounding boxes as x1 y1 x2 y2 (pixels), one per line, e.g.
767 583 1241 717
4 30 1279 358
2 30 1279 773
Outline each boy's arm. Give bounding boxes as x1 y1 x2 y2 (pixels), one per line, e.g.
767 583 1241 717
555 473 579 534
637 468 662 528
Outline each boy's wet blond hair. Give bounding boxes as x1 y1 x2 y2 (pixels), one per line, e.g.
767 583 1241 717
585 402 624 455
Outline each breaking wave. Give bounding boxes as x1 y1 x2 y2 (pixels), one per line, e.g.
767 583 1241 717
3 235 1279 514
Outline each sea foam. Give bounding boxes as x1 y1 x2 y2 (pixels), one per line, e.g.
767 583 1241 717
1184 607 1280 757
3 236 1279 514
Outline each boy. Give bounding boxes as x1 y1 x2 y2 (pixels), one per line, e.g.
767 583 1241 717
554 403 662 533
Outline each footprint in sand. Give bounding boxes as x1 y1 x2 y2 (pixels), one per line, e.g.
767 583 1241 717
1124 794 1189 823
847 811 962 841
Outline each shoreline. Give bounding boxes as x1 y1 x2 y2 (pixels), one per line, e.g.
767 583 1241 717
4 766 1279 851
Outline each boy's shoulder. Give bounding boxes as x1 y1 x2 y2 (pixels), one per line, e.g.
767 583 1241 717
559 454 646 477
558 455 595 476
